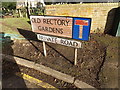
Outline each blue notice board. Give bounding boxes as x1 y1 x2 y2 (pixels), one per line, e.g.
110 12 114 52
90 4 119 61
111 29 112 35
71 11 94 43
72 18 91 41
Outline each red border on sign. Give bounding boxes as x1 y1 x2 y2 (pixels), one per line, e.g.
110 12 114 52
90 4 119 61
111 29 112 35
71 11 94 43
75 20 88 26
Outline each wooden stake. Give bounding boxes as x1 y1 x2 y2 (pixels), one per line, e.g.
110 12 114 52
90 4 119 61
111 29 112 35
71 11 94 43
74 48 78 65
43 42 47 57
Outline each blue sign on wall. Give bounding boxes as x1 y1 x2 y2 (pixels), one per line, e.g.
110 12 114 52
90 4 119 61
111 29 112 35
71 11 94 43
72 17 91 41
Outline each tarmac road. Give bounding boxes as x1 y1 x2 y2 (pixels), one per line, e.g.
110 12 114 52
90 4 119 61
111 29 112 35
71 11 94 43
2 70 58 89
2 74 43 89
2 60 58 89
2 60 75 89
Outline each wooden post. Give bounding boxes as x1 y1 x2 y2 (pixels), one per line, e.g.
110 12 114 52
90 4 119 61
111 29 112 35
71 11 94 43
26 1 30 19
43 42 47 57
74 48 78 65
19 9 23 18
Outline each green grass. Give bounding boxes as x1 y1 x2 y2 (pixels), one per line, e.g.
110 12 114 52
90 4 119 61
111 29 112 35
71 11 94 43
2 18 31 30
1 17 32 40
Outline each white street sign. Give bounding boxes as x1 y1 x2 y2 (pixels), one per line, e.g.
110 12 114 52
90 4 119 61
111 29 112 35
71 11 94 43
37 34 81 48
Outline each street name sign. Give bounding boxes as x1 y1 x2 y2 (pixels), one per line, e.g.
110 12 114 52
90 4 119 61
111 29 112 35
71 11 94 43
30 15 91 41
30 15 91 65
37 34 81 48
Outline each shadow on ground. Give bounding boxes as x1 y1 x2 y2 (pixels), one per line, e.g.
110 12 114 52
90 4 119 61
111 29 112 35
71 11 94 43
17 28 73 64
17 28 44 57
1 32 28 89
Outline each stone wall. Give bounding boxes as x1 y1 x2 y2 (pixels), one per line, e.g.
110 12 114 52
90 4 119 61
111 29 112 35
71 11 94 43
45 3 119 33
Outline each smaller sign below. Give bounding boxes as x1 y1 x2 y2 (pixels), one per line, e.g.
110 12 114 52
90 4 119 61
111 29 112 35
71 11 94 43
37 34 82 48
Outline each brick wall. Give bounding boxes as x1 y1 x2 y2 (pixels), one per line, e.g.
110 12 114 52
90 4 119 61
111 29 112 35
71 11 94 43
45 3 119 33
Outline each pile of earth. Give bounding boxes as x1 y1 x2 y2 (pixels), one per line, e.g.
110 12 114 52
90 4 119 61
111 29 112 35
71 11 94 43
2 33 108 88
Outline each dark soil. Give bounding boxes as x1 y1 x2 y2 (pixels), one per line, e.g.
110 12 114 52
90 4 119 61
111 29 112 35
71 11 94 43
2 33 119 88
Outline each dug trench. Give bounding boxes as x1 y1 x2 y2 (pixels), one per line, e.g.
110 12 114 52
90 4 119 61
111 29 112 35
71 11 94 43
2 30 118 88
